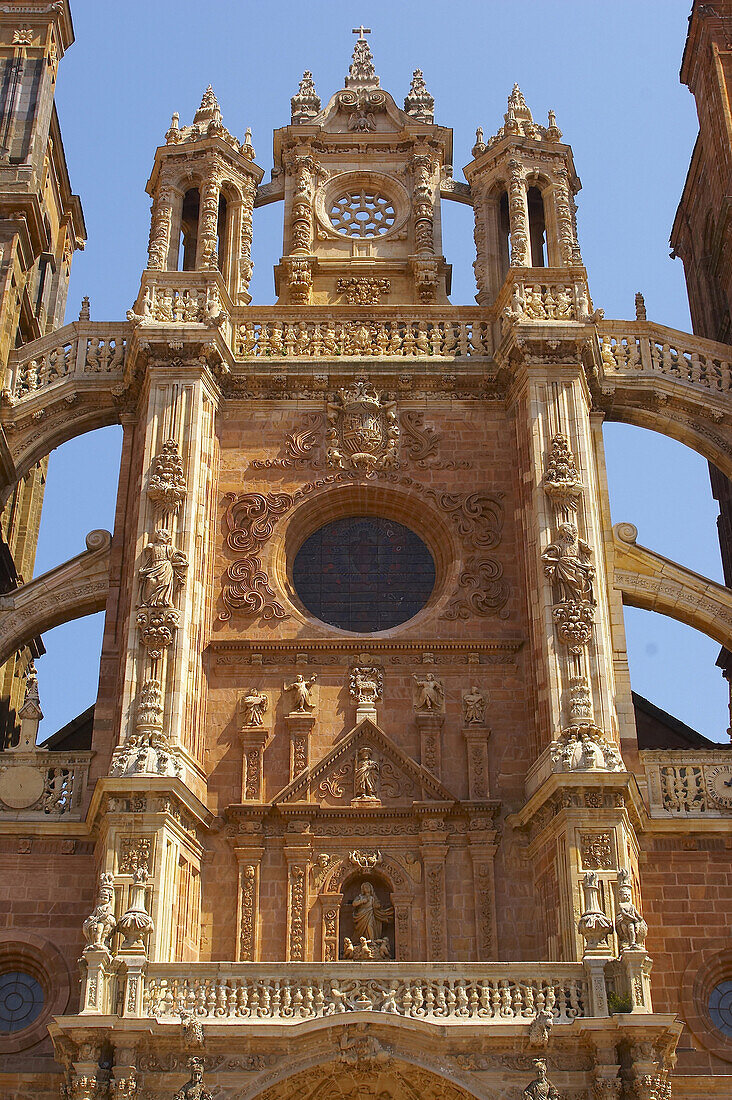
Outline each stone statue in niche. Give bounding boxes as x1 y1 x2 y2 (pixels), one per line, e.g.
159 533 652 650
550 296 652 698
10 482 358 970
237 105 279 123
241 688 268 728
614 868 648 952
413 672 444 711
82 872 117 953
463 685 486 725
138 528 188 607
344 880 394 959
541 522 595 603
284 673 317 712
353 746 380 801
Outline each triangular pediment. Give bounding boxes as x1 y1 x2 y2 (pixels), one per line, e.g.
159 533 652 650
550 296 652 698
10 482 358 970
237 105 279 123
273 717 457 806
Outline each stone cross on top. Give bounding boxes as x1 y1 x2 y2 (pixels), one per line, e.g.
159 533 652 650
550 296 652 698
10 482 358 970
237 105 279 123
352 25 371 39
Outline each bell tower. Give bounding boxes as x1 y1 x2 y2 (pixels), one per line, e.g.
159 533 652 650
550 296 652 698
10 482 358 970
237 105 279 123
269 29 452 305
465 84 588 312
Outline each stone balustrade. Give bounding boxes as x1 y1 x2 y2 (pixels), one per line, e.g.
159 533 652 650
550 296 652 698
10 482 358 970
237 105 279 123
0 750 93 817
641 749 732 817
5 321 130 399
134 962 589 1023
233 311 493 360
598 321 732 395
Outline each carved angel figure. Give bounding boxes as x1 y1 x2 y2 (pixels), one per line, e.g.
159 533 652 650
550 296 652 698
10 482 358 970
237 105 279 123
463 685 486 725
284 674 316 712
414 672 444 711
541 522 595 603
353 747 379 799
351 881 394 943
173 1057 212 1100
523 1059 561 1100
82 872 117 953
138 528 188 608
241 689 268 728
614 869 648 952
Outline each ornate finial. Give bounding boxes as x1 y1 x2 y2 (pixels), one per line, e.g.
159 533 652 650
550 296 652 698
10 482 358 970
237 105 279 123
404 68 434 123
243 127 255 159
193 84 222 127
507 83 532 120
291 70 321 124
472 126 486 157
345 28 379 90
165 111 181 144
18 660 42 722
546 108 562 142
577 870 613 954
78 295 90 321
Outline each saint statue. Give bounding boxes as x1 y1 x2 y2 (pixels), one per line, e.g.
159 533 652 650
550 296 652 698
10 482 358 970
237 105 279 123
353 746 379 799
138 528 188 608
284 674 316 712
541 522 595 604
414 672 444 711
614 868 648 952
351 881 394 944
241 689 268 727
463 685 486 725
82 872 117 953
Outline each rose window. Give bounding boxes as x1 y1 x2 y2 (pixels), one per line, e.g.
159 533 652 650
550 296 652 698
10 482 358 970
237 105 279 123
0 971 44 1033
329 190 396 237
709 981 732 1036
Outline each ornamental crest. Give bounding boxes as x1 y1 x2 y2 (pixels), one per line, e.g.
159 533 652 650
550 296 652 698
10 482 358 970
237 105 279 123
326 381 398 473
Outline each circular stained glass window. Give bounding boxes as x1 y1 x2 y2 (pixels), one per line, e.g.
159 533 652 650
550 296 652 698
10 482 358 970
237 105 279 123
293 517 435 632
0 971 44 1033
329 190 396 237
709 981 732 1036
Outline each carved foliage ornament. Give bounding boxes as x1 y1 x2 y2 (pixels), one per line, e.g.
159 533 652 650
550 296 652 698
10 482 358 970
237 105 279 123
147 438 186 519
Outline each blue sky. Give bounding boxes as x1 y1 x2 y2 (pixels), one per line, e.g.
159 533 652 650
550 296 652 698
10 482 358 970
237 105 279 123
33 0 730 742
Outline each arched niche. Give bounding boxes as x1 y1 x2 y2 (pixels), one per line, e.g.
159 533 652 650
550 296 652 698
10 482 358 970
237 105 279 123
317 854 415 962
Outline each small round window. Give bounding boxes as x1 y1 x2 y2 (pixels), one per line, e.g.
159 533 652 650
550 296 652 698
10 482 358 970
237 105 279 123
329 190 396 237
0 971 44 1034
709 981 732 1037
293 517 435 632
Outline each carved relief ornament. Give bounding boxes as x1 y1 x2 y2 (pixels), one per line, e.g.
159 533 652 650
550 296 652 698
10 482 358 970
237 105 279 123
326 381 399 474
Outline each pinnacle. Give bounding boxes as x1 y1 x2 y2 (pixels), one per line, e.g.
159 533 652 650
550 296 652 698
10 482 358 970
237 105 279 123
193 84 222 126
345 30 380 90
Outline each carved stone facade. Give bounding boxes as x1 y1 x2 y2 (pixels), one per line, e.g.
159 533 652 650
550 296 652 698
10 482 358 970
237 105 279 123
1 9 732 1100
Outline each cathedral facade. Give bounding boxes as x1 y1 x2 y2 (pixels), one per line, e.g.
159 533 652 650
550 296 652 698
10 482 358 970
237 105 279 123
0 2 731 1099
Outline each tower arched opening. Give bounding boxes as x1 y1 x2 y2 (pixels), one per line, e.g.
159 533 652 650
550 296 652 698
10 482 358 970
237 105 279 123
527 184 547 267
179 187 200 271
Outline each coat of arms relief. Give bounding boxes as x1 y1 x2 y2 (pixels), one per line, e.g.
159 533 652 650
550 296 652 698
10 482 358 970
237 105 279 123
326 380 399 473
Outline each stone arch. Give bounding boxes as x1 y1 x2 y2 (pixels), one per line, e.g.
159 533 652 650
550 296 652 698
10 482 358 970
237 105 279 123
237 1043 487 1100
603 402 732 482
612 522 732 649
0 530 111 667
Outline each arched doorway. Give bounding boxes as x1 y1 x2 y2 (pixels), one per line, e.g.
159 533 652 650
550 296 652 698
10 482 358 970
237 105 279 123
243 1052 485 1100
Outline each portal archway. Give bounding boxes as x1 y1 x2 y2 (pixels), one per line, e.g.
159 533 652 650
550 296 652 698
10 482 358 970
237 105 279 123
241 1051 485 1100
